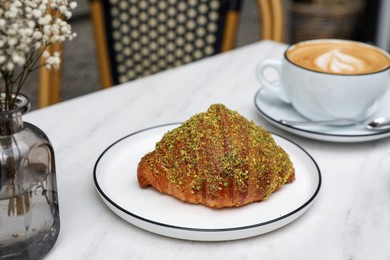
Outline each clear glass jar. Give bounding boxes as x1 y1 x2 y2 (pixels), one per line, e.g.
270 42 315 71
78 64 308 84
0 94 60 259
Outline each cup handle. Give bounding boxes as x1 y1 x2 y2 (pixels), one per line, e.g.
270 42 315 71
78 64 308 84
256 60 290 103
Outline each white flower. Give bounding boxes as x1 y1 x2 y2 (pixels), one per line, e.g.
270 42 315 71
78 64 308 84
12 53 26 66
70 2 77 9
45 52 61 70
34 42 42 49
33 31 43 39
27 20 35 28
6 61 14 71
65 11 72 19
14 1 22 8
50 35 59 43
32 9 43 18
24 28 34 36
42 50 50 58
8 38 18 46
6 7 18 18
38 17 47 25
59 6 67 13
7 28 17 36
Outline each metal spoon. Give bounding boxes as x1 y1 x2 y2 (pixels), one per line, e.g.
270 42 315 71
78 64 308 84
280 117 390 131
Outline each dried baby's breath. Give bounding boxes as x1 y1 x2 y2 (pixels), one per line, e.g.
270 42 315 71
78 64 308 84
0 0 77 108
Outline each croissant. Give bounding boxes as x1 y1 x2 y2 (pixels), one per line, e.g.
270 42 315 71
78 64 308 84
137 104 295 208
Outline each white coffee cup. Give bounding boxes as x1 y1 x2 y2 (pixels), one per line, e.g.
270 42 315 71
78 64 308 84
256 39 390 121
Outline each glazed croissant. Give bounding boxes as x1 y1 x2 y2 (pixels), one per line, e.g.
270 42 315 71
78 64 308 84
137 104 295 208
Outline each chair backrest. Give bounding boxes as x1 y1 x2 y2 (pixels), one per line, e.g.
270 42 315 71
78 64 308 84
38 0 285 107
38 6 65 108
90 0 243 88
257 0 285 42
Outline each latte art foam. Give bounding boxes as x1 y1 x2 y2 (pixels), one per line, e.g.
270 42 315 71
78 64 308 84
287 40 390 75
315 49 364 73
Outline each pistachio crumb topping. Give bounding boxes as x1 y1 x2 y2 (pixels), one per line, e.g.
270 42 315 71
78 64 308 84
144 104 294 203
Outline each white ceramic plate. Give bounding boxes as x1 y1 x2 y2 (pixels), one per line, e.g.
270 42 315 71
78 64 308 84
93 123 321 241
254 88 390 142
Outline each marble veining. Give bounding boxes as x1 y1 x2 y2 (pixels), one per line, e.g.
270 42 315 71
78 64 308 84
22 41 390 260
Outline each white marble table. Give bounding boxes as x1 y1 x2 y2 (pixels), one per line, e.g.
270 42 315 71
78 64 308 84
25 41 390 259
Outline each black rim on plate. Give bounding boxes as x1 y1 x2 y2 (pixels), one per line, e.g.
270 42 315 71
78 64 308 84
93 123 321 233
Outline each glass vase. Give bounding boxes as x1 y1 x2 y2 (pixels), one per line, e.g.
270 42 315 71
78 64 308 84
0 93 60 259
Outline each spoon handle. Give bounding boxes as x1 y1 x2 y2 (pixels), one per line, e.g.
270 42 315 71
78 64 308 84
366 117 390 130
280 119 360 127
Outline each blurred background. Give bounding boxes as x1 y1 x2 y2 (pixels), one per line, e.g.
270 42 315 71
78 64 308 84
24 0 390 110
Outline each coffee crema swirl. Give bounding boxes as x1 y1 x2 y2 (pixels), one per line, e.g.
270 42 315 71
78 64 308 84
287 41 390 75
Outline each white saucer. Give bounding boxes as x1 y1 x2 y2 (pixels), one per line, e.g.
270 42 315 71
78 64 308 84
254 88 390 143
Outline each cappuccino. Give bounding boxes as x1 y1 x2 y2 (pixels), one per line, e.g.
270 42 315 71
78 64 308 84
257 39 390 121
286 40 390 75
